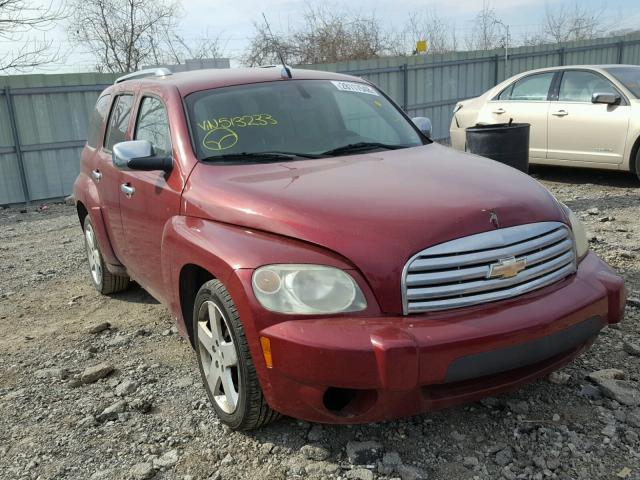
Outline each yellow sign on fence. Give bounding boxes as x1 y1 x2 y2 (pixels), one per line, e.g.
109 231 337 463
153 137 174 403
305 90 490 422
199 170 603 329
416 40 428 54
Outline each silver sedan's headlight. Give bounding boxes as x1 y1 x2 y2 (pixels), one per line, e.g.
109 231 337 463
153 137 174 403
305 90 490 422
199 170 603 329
564 205 589 260
252 264 367 314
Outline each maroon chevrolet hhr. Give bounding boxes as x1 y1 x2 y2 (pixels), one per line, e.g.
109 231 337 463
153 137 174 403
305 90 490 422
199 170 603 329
73 66 626 430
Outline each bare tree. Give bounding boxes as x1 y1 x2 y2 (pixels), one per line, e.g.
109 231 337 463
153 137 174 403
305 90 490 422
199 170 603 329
541 3 609 43
520 3 612 47
244 5 390 66
148 30 225 66
466 1 503 51
391 11 457 56
67 0 183 73
0 0 65 73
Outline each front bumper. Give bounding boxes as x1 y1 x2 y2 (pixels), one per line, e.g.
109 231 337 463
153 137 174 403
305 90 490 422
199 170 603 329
257 252 625 423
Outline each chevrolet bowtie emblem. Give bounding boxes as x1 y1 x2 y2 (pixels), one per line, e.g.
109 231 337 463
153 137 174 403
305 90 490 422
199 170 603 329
487 257 527 279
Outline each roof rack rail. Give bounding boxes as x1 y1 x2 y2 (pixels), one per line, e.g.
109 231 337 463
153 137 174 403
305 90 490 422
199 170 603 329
114 68 172 85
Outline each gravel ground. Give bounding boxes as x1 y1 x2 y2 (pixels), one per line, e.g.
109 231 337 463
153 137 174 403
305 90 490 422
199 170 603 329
0 165 639 480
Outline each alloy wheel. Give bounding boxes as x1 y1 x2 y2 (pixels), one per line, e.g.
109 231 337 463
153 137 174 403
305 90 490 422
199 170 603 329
84 223 102 285
197 300 240 413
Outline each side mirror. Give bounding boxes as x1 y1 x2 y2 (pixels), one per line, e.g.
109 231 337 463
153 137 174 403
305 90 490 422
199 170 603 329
112 140 173 172
591 92 621 106
412 116 432 138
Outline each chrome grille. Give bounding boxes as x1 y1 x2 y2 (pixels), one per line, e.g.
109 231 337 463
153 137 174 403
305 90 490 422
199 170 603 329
402 222 576 314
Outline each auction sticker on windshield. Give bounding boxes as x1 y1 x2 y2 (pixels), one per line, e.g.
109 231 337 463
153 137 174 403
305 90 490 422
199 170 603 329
331 81 379 96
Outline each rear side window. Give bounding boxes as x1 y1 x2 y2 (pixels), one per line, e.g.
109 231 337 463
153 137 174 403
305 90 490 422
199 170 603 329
104 94 134 151
499 72 555 101
87 95 111 148
134 97 171 157
559 71 618 102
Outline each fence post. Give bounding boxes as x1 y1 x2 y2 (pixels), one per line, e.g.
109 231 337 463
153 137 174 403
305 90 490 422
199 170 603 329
494 55 499 84
558 47 565 66
4 86 30 204
401 63 408 111
617 41 625 64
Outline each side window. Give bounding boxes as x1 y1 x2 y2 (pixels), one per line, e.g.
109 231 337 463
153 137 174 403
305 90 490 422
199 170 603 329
104 94 134 151
559 71 618 102
87 95 111 148
134 97 171 157
497 85 513 100
501 72 555 101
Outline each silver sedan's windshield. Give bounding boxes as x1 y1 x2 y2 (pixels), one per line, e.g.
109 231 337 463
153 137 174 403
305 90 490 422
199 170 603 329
606 66 640 98
185 79 423 161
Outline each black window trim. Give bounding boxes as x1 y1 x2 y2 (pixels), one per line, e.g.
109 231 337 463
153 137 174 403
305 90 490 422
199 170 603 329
133 93 173 157
553 68 629 106
102 91 136 154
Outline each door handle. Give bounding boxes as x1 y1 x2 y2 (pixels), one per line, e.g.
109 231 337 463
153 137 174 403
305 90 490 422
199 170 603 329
92 169 102 182
552 110 568 117
492 108 506 114
120 183 135 198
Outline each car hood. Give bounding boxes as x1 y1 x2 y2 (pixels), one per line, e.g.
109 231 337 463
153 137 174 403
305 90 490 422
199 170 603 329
183 143 566 313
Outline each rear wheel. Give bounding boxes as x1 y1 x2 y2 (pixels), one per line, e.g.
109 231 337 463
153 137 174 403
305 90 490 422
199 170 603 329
635 149 640 181
193 279 279 430
83 217 129 294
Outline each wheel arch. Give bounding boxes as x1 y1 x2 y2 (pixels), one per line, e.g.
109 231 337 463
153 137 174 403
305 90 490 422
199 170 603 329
629 134 640 174
76 201 89 231
178 264 215 347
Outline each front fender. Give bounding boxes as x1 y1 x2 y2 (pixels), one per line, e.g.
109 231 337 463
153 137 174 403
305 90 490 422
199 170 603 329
162 216 356 327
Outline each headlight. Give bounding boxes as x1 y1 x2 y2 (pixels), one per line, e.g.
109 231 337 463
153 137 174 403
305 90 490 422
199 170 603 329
563 205 589 260
252 264 367 314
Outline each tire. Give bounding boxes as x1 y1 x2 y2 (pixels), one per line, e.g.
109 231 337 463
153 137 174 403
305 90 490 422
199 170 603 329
193 279 279 430
83 216 129 295
635 149 640 182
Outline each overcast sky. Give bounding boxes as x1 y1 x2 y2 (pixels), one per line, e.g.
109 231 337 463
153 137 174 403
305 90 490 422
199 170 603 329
4 0 640 73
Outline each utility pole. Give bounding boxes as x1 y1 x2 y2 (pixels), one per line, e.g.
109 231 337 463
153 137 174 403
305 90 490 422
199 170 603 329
494 19 510 77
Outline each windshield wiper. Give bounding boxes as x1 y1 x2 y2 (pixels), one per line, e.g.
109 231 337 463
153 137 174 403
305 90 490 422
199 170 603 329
202 151 323 163
320 142 407 157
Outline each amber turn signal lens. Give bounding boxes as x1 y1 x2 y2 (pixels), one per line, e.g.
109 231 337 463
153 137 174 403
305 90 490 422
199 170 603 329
260 336 273 368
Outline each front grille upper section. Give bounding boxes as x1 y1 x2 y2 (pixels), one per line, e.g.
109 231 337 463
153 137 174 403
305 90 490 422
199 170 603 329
402 222 577 314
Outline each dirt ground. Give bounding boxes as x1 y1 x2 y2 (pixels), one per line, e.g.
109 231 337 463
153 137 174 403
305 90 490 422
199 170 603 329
0 165 639 480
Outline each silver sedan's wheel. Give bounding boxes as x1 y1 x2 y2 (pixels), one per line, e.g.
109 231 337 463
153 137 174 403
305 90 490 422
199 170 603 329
193 280 279 430
82 216 129 295
197 300 240 414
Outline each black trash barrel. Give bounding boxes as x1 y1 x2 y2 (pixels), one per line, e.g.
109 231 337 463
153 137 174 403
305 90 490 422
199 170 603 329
465 122 530 173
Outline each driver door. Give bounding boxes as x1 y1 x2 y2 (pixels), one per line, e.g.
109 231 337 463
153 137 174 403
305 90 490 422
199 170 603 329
547 70 631 164
117 95 182 302
478 71 556 160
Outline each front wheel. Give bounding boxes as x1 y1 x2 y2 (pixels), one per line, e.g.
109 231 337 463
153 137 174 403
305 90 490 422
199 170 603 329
636 149 640 182
193 279 279 430
83 216 129 294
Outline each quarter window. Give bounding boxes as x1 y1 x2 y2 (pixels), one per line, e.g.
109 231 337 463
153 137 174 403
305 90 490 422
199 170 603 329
87 95 111 148
559 71 618 102
104 94 134 151
134 97 171 157
499 72 555 101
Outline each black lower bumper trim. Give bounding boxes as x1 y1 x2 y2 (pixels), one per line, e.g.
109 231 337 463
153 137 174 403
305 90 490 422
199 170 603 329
444 316 604 384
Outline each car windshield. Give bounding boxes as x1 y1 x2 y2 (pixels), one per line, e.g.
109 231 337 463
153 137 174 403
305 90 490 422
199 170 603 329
185 79 424 161
606 66 640 98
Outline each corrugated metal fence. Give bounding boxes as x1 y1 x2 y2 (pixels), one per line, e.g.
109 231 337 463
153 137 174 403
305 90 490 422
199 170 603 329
304 33 640 141
2 33 640 204
0 73 116 204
